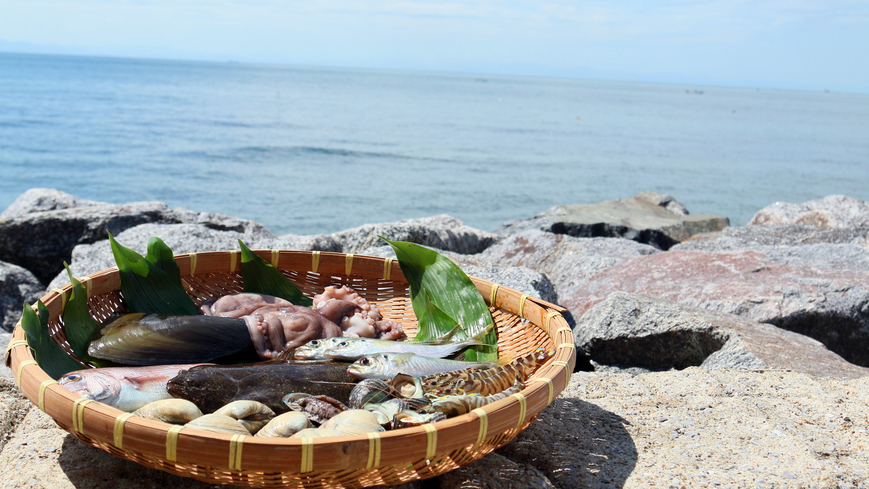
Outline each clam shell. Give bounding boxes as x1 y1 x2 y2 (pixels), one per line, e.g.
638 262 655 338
322 409 385 436
284 394 348 424
392 374 426 399
185 414 250 435
213 400 276 434
393 410 446 429
255 411 312 438
290 427 341 439
348 379 395 409
132 399 203 424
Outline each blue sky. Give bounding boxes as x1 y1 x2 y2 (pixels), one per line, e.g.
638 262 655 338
2 1 867 92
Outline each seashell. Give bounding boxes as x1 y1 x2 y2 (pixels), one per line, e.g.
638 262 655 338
364 398 410 428
185 414 250 435
348 379 395 409
392 374 426 399
255 411 312 438
213 400 276 434
284 394 349 424
132 399 203 424
392 410 447 429
290 427 342 439
322 409 385 436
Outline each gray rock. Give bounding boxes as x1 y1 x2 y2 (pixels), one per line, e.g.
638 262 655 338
561 249 869 368
674 224 869 251
331 215 497 254
494 192 729 250
575 292 869 378
0 188 102 219
749 195 869 227
479 230 658 301
0 261 43 332
356 244 558 304
46 222 339 290
0 189 273 283
0 333 12 378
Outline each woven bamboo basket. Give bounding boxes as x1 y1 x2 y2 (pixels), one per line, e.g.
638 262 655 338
5 250 576 488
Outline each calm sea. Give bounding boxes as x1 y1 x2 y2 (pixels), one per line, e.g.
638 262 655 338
1 52 867 236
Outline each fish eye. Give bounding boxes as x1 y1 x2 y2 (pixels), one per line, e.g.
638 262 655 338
309 340 319 346
65 374 81 382
359 357 370 366
337 341 348 347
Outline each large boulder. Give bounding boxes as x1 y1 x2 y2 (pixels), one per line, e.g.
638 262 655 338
749 195 869 228
576 292 869 378
0 189 273 284
478 230 659 300
46 222 341 290
0 261 43 332
560 249 869 367
0 188 102 218
331 215 497 255
674 224 869 251
494 192 729 250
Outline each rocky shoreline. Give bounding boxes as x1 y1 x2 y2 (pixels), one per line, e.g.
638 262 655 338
2 188 868 488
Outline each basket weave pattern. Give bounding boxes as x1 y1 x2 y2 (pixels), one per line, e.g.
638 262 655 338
6 250 576 488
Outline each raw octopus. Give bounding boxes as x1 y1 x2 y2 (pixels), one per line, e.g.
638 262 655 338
313 286 404 340
200 288 402 360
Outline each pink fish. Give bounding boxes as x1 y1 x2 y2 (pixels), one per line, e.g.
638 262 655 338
58 364 207 412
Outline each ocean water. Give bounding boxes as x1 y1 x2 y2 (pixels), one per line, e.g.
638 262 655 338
1 52 867 236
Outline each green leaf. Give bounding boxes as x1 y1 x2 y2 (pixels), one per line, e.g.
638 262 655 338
239 240 312 306
109 233 199 315
21 300 84 379
382 237 498 361
61 264 110 367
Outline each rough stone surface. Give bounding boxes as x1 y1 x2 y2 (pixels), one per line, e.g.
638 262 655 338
674 224 869 251
46 222 340 291
749 194 869 228
478 230 658 304
0 262 43 332
0 190 273 284
561 250 869 368
3 369 867 488
0 188 103 219
494 192 729 250
576 292 869 378
332 215 497 255
357 244 558 304
0 333 10 379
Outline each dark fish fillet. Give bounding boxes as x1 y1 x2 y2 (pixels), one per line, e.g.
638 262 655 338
166 363 357 414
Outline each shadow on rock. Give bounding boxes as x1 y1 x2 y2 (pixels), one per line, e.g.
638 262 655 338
59 434 240 489
496 398 637 488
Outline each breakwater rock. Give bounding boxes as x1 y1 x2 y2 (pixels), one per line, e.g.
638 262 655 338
2 189 869 488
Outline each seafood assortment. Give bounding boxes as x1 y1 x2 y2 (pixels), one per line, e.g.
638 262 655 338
55 282 554 440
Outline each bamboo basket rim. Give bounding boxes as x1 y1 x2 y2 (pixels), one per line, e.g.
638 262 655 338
5 249 576 488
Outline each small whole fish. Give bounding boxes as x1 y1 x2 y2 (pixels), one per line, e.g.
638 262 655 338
58 364 205 412
293 337 348 361
322 337 486 362
347 352 497 380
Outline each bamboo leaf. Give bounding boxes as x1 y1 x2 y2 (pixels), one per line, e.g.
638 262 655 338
61 264 110 367
382 237 497 361
238 240 312 306
21 300 84 379
109 233 198 315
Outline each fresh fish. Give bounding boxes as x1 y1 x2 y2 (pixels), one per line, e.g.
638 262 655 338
293 337 348 361
58 364 205 412
166 363 357 414
347 352 497 380
87 313 254 366
322 337 486 362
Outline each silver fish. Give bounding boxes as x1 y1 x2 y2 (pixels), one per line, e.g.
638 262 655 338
58 364 205 412
347 352 497 379
323 337 485 362
293 337 348 361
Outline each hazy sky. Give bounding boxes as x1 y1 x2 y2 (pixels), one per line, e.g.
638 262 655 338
2 1 867 92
